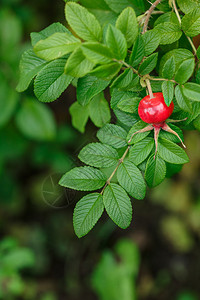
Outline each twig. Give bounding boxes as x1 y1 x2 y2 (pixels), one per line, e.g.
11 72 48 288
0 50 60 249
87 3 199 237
172 0 197 55
145 78 154 98
142 0 163 34
148 76 177 84
101 146 130 194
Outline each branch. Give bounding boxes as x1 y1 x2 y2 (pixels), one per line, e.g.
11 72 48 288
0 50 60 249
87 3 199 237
172 0 197 55
142 0 163 34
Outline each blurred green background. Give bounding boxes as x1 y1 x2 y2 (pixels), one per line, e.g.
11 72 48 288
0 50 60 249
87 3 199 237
0 0 200 299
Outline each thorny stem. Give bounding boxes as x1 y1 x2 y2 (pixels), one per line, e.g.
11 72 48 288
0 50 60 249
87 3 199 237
142 0 163 34
172 0 197 55
145 78 154 98
101 146 130 194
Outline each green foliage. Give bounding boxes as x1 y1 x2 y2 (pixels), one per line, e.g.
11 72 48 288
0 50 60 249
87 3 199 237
92 239 140 300
16 0 200 237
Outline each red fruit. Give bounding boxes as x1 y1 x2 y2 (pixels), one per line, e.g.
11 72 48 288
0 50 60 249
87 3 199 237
138 92 174 124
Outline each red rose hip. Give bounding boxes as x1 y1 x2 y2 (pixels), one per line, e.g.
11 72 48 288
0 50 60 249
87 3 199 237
138 92 174 124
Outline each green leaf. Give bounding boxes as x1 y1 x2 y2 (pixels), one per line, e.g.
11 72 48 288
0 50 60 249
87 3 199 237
182 83 200 102
65 2 102 41
174 58 195 84
78 142 119 168
34 32 81 61
104 0 144 15
177 0 199 14
34 59 73 102
77 75 110 106
80 0 110 10
105 24 127 60
89 93 111 127
89 62 121 80
116 7 138 48
182 7 200 37
103 183 132 229
117 96 140 113
197 45 200 60
65 47 95 77
159 49 194 77
154 11 179 27
114 108 139 127
97 124 127 149
0 83 18 127
15 98 56 141
82 42 114 64
142 29 161 56
129 35 144 67
129 138 154 165
16 50 48 92
145 154 166 187
162 81 175 106
117 161 146 200
161 56 175 79
69 101 89 133
30 22 70 46
138 53 158 75
155 22 182 45
127 121 150 144
73 193 104 237
111 69 139 91
59 166 106 190
175 85 192 112
160 123 184 144
158 138 189 164
193 114 200 131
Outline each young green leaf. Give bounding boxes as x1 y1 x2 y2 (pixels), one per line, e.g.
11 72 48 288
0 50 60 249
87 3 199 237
16 50 48 92
77 75 110 106
142 29 161 56
105 24 127 60
162 81 175 106
182 7 200 37
65 2 102 41
34 59 73 102
97 124 127 149
183 83 200 102
34 32 81 61
73 193 104 238
89 93 111 127
158 138 189 164
155 22 182 45
138 53 158 75
129 138 154 166
145 154 166 188
89 62 121 80
65 47 95 77
174 58 195 84
59 166 107 190
69 101 89 133
175 85 192 112
30 22 70 46
15 98 56 141
116 7 138 48
129 35 144 67
127 121 151 144
117 161 146 200
78 143 119 168
103 183 132 229
81 42 114 64
161 56 175 79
